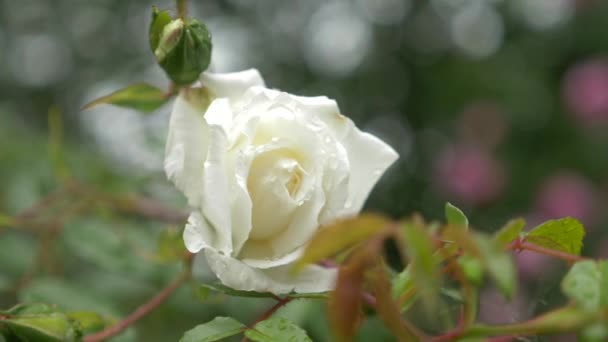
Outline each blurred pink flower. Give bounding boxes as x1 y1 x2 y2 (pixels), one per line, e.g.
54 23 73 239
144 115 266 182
563 57 608 124
535 171 597 226
434 144 505 206
515 249 557 280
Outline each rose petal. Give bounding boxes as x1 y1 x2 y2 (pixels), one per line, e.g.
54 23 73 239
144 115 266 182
239 244 304 269
229 149 254 255
204 248 336 294
293 95 350 139
183 211 217 253
319 141 351 224
200 124 233 254
294 95 399 213
268 175 326 258
201 69 265 102
164 92 209 207
247 150 299 240
341 124 398 214
205 98 234 134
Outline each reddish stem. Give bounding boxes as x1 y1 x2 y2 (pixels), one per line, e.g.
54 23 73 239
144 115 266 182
241 297 293 342
84 271 189 342
507 238 587 263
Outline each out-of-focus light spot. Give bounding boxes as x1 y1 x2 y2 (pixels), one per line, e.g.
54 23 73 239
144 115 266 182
404 4 451 55
8 34 72 87
434 144 505 206
80 83 166 173
355 0 411 25
534 171 597 227
266 2 317 62
511 0 574 31
207 18 258 72
431 0 503 18
563 57 608 125
450 2 503 58
304 2 372 78
515 249 557 280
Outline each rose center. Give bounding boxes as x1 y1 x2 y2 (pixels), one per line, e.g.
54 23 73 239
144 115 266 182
247 149 306 240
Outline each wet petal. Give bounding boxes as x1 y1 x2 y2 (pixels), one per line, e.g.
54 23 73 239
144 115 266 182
164 92 209 207
201 69 265 102
204 248 336 294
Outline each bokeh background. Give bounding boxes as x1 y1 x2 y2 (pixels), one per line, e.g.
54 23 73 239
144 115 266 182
1 0 608 340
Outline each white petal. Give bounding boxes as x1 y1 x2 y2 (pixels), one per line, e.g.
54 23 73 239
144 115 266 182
292 95 350 139
204 98 233 134
247 149 299 240
228 149 253 255
204 248 336 294
183 211 216 253
295 96 400 212
164 92 209 207
319 142 351 224
240 245 304 269
201 69 265 101
268 175 326 257
200 124 233 254
341 126 399 215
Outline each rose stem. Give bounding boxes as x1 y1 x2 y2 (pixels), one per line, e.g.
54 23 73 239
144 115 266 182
83 270 190 342
241 297 294 342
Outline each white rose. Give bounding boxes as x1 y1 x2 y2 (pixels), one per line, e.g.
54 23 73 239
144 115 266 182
165 69 398 294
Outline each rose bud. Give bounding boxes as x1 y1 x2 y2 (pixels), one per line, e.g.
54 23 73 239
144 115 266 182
149 7 212 85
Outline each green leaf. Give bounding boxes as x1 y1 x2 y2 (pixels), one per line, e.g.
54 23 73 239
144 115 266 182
475 234 517 300
6 303 56 316
599 261 608 309
493 218 525 247
179 317 246 342
401 222 440 312
245 317 312 342
82 83 170 112
526 217 585 255
562 260 601 311
3 312 80 342
580 322 608 342
293 214 390 273
66 311 109 335
445 202 468 229
391 266 417 312
458 255 483 286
